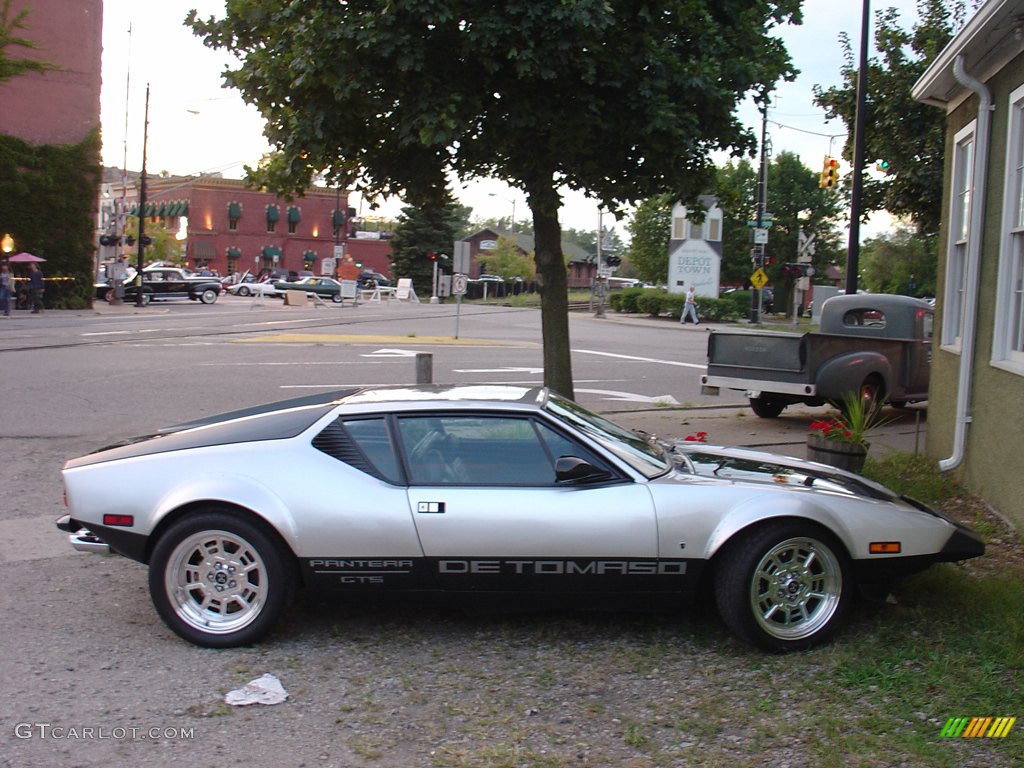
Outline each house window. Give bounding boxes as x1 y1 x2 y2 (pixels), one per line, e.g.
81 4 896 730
941 122 975 351
688 220 704 240
672 217 685 239
996 85 1024 373
228 202 242 231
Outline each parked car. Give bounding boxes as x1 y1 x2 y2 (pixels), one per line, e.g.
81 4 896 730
273 276 349 303
121 266 222 305
357 270 391 289
57 385 983 651
227 279 283 298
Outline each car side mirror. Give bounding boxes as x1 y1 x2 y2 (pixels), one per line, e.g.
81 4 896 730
555 456 613 484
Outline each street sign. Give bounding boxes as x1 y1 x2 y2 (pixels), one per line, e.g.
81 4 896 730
747 219 773 228
453 241 471 274
753 228 769 245
452 273 468 295
751 268 768 290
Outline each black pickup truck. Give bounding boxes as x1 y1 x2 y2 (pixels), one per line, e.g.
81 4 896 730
121 267 223 305
700 293 932 417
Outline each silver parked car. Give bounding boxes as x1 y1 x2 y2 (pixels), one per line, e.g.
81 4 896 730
57 385 983 651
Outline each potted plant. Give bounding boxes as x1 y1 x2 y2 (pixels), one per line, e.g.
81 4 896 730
806 392 891 473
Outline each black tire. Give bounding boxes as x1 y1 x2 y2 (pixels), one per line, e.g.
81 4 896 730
148 509 295 648
714 520 852 652
749 396 785 418
237 285 251 297
200 289 218 304
331 293 343 303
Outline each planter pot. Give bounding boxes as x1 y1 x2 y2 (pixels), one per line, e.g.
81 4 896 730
806 432 868 473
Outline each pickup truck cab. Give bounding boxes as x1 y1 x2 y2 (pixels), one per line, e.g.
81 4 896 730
700 294 932 417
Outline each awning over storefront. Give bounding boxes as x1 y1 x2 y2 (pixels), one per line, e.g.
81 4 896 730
302 250 316 263
266 205 280 222
226 246 242 259
192 240 217 260
261 245 282 259
288 206 301 224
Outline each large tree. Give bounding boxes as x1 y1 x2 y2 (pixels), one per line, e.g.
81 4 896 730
188 0 800 398
812 0 964 236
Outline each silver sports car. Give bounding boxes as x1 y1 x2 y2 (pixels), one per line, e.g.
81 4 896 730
57 385 983 651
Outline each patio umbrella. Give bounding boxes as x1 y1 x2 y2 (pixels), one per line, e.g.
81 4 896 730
7 252 45 262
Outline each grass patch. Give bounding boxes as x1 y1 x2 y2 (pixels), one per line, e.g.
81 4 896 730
862 452 966 505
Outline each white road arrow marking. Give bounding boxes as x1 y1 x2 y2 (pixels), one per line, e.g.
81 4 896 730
576 388 680 405
452 367 546 374
362 348 421 357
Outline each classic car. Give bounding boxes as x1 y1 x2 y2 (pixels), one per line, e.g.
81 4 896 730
227 279 284 298
273 276 348 302
56 385 983 651
121 266 223 305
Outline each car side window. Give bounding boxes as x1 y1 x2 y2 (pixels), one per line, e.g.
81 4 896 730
397 414 586 486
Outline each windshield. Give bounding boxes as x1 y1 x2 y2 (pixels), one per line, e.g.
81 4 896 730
544 393 670 479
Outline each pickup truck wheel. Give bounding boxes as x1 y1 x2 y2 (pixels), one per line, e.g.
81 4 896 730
149 510 294 648
200 289 218 304
715 521 851 651
749 396 785 418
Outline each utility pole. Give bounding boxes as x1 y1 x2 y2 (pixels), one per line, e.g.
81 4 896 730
846 0 870 294
135 84 149 307
750 98 770 323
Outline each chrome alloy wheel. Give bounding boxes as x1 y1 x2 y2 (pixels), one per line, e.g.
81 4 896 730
164 529 267 635
749 536 843 641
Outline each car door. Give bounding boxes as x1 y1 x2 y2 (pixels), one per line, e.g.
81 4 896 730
397 413 676 593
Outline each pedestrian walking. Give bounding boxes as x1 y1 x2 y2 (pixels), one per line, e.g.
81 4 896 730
28 262 44 313
680 284 699 325
0 263 11 316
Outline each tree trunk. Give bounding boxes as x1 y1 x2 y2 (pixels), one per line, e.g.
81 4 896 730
530 194 574 400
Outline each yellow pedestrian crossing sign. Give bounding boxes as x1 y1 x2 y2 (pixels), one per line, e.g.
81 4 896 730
751 268 768 290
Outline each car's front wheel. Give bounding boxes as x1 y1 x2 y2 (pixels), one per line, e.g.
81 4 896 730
715 521 851 651
331 293 343 303
200 289 218 304
237 285 250 297
148 510 294 648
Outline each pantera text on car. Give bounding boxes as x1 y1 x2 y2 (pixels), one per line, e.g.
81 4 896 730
57 386 983 651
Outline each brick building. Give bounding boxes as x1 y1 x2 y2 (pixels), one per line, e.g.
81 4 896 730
0 0 101 146
112 175 394 279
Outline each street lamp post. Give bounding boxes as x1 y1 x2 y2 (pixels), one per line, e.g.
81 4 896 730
488 193 516 234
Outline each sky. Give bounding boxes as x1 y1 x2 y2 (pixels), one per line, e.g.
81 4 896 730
99 1 923 238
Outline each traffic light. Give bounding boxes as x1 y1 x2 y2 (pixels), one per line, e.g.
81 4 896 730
427 251 436 261
99 234 121 247
606 254 621 267
819 156 840 189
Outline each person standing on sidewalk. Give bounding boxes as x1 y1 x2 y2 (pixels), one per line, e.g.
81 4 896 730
28 263 44 313
0 264 11 316
680 284 699 325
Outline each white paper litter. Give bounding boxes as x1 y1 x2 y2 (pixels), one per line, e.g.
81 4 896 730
224 673 289 706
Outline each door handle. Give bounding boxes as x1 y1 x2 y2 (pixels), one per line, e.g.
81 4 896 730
417 502 445 514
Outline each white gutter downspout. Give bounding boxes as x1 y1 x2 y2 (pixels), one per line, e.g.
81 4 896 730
940 55 992 472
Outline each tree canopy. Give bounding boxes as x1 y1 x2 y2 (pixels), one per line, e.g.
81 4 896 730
188 0 801 397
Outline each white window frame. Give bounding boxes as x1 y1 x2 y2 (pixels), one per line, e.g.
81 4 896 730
941 121 976 352
994 84 1024 375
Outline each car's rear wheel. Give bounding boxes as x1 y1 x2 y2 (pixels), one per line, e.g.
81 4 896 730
237 285 251 297
200 289 218 304
749 395 785 418
331 293 343 303
149 510 294 648
715 521 851 651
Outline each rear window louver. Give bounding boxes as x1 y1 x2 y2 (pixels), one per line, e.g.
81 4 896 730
311 420 384 480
